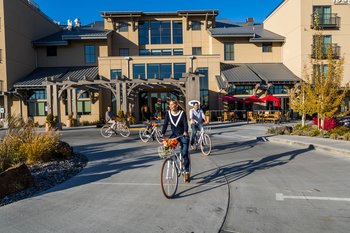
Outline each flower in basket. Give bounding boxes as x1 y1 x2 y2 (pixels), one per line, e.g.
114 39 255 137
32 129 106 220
158 138 179 158
152 121 158 127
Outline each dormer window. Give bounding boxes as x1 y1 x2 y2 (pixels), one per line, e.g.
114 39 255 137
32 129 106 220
191 21 201 31
118 22 128 32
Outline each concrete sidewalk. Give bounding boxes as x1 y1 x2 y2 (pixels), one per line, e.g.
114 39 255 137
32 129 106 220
265 134 350 156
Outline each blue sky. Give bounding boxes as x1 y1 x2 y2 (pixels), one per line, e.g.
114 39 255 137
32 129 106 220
34 0 284 26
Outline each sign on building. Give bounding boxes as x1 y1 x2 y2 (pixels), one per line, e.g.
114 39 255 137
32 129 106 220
334 0 350 4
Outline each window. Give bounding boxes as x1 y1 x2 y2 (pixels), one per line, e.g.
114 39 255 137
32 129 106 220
313 35 332 57
150 20 171 44
111 69 122 80
313 64 328 78
191 21 201 31
77 100 91 115
46 46 57 56
192 47 202 55
151 49 162 56
174 63 186 79
84 45 96 64
235 86 254 95
224 43 234 60
147 63 172 79
173 49 183 55
118 22 128 32
197 67 209 106
160 64 172 79
119 48 129 56
28 90 47 117
269 85 288 95
139 49 150 56
147 64 159 79
313 6 331 24
172 21 183 44
133 64 146 79
151 49 172 56
262 43 272 53
139 21 149 45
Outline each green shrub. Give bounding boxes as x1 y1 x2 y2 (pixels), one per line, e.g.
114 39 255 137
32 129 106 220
344 133 350 141
330 133 338 140
0 116 61 172
267 126 293 135
307 128 321 137
331 126 350 136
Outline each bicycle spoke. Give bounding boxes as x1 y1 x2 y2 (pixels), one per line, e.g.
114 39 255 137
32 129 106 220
161 158 178 198
200 133 212 156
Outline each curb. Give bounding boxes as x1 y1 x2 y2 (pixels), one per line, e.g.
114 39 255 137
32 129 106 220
264 136 350 157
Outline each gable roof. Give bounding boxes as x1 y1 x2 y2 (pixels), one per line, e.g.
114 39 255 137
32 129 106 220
33 21 111 46
210 19 285 42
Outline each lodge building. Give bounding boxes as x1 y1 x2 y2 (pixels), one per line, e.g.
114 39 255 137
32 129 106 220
0 0 349 125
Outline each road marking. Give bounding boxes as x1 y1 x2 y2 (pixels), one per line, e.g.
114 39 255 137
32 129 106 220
276 193 350 202
94 181 217 187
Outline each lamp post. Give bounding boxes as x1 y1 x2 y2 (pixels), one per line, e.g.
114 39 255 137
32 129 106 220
189 55 196 73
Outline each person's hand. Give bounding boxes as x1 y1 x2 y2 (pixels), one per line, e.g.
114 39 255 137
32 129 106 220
183 132 188 137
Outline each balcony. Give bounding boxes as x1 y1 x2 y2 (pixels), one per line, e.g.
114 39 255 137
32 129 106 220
311 43 341 59
311 13 340 29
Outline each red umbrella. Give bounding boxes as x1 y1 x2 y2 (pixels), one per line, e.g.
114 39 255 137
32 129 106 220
244 95 264 103
218 96 243 102
260 94 281 107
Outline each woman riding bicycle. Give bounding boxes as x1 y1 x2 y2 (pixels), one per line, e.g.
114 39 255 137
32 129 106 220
161 99 191 183
189 102 208 148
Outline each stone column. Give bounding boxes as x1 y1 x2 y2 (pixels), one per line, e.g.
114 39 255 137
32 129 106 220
116 81 121 112
122 81 127 113
72 88 77 120
67 89 72 116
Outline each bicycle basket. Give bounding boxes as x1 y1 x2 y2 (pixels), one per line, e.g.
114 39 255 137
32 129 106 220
158 145 171 159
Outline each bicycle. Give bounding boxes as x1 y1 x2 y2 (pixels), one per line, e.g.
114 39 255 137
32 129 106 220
158 137 191 199
139 121 163 144
100 120 130 138
190 124 212 156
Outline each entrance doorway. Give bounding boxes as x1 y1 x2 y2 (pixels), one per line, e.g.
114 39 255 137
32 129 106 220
139 90 181 119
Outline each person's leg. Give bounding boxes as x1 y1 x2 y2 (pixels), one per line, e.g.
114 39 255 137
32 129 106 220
190 124 197 146
180 136 190 172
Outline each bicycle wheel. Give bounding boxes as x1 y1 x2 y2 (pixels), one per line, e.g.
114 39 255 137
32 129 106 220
139 128 150 142
161 158 178 199
100 125 113 138
155 128 163 144
118 124 130 137
200 133 212 156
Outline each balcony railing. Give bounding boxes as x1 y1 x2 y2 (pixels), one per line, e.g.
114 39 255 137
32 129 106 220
311 13 340 29
311 43 341 59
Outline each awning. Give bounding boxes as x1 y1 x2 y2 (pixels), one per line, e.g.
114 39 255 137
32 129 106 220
215 75 227 90
247 63 300 84
221 63 262 84
220 63 300 85
14 66 98 88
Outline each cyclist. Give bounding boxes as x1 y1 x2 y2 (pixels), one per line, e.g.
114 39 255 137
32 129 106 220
141 105 152 132
189 102 208 148
105 106 116 123
161 99 191 183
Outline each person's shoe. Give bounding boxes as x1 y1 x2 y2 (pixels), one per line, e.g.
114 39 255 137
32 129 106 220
184 172 191 183
190 144 194 150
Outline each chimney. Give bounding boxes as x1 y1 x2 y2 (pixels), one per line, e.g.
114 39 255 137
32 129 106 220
246 17 254 26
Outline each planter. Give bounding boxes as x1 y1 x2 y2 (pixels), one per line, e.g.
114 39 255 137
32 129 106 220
66 119 72 128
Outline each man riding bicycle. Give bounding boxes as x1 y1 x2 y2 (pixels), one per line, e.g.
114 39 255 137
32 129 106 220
161 99 191 183
189 102 208 148
105 106 116 123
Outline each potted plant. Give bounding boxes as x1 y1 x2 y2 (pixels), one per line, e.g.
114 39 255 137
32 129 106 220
66 114 73 128
205 110 210 123
45 114 55 131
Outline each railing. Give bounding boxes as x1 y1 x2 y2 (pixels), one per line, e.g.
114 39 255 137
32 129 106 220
311 13 340 29
311 43 340 59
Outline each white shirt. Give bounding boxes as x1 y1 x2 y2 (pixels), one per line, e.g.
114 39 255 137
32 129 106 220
189 108 205 124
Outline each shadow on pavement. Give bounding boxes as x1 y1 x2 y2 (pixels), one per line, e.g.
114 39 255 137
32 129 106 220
175 144 314 198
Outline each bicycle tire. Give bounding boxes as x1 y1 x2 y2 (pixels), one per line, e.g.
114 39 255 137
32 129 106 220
161 158 178 199
118 124 130 137
100 125 113 138
139 128 150 142
200 133 212 156
155 128 163 144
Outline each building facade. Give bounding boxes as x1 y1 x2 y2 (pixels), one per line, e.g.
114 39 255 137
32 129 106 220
264 0 350 111
1 0 303 125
